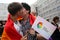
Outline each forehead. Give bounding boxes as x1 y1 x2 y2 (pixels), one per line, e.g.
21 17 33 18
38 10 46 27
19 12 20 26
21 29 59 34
19 7 27 13
22 7 27 12
23 7 26 10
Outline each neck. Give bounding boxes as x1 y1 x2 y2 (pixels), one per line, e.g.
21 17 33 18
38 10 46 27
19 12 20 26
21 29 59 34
10 15 17 22
23 14 29 21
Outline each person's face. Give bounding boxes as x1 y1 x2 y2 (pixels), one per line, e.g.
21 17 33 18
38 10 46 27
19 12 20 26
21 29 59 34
15 8 23 20
55 19 59 23
22 8 29 17
17 8 23 17
16 8 29 20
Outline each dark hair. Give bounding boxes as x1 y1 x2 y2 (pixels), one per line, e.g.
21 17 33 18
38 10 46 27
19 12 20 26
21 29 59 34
8 2 23 16
53 16 59 21
21 3 31 14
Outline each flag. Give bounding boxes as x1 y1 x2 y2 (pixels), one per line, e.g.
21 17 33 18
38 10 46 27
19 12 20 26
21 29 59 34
1 14 22 40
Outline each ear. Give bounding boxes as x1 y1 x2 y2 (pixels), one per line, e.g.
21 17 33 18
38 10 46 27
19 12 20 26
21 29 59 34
15 12 19 17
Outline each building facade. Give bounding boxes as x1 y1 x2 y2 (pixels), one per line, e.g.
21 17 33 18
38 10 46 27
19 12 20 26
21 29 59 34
31 0 60 22
0 3 8 20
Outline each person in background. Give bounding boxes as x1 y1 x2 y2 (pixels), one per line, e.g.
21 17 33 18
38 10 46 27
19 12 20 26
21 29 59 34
0 22 2 37
51 16 60 40
0 21 4 37
2 21 6 27
31 12 37 17
1 2 27 40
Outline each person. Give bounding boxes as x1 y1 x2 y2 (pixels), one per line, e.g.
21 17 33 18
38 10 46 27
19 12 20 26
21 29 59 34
19 3 37 40
31 12 37 17
0 21 4 37
0 22 2 36
18 3 46 40
1 2 27 40
51 16 60 40
2 21 6 27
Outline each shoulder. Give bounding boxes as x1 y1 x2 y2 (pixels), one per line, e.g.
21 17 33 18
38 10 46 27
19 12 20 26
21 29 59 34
29 14 36 25
30 14 36 20
4 20 14 32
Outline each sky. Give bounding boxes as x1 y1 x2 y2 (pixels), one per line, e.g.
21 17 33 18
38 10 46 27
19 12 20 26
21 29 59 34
0 0 37 5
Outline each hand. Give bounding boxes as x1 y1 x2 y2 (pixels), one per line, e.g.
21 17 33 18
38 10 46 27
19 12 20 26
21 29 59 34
37 34 46 40
29 28 35 35
21 35 27 40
